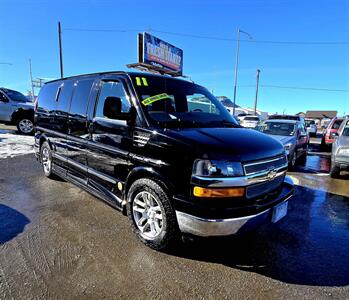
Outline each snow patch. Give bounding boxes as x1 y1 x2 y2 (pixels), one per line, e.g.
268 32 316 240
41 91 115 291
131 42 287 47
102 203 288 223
0 130 35 159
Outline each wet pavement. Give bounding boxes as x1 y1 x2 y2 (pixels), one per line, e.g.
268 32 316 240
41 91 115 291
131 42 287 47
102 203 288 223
0 144 349 298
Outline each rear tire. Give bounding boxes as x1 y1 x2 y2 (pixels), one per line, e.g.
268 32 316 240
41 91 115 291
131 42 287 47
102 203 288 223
16 117 34 135
127 178 179 250
40 142 57 179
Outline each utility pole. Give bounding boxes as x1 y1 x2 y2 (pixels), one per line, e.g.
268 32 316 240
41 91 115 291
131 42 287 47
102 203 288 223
29 59 35 101
58 21 64 78
232 28 253 116
232 29 240 116
254 69 261 115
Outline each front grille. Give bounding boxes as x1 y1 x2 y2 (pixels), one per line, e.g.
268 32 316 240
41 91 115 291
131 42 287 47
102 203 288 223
246 174 285 199
244 155 287 175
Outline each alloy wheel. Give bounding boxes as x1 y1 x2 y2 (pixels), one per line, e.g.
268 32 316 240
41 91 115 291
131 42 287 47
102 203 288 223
132 191 164 238
18 119 33 134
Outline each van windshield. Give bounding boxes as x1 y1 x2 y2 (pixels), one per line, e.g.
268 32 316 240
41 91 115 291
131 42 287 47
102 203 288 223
130 74 238 128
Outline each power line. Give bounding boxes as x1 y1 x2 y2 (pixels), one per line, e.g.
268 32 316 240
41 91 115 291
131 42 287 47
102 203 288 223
63 27 349 45
241 84 349 92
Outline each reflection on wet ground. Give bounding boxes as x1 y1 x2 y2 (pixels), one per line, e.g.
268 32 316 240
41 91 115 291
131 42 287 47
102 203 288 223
0 152 348 298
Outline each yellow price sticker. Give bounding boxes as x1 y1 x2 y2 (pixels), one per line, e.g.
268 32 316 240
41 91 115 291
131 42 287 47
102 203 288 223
142 93 170 106
135 77 149 86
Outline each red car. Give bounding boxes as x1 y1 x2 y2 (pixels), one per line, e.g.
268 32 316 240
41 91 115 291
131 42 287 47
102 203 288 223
322 117 344 147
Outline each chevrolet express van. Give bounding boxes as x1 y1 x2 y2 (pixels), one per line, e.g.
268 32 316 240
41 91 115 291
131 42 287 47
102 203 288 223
34 71 294 250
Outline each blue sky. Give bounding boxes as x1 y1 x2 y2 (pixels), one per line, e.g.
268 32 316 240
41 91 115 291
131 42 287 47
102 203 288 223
1 0 348 115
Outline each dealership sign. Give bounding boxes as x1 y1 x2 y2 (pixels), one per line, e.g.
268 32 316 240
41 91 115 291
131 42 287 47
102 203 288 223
138 32 183 75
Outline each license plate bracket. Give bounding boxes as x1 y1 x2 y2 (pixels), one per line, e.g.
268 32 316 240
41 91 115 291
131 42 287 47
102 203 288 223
272 201 288 223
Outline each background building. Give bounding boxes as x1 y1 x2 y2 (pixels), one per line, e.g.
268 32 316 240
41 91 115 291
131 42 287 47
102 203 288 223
305 110 337 128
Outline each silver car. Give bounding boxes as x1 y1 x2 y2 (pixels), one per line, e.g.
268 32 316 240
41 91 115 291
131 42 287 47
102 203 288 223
331 116 349 178
256 119 309 169
0 88 34 134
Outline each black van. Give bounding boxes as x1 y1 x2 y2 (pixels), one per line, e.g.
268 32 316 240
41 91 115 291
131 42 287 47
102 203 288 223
34 71 293 249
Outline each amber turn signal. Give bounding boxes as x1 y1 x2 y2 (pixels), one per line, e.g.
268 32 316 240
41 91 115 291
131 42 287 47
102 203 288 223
193 186 245 198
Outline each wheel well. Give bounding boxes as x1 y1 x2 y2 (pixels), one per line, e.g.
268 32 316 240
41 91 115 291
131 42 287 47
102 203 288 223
11 109 34 123
124 168 174 199
39 136 52 150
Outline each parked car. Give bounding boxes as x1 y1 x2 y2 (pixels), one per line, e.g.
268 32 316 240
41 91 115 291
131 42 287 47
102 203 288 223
0 88 34 134
268 114 305 124
240 115 260 128
330 116 349 178
321 117 344 148
256 119 309 169
305 119 317 137
35 71 294 250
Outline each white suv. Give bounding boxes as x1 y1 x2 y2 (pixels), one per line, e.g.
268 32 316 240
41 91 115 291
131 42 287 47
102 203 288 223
240 115 260 128
0 88 34 134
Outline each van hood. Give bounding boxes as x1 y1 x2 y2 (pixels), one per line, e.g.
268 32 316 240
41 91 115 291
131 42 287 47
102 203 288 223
162 127 284 162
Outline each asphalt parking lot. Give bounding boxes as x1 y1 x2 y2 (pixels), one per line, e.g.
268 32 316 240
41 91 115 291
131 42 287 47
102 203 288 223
0 130 348 299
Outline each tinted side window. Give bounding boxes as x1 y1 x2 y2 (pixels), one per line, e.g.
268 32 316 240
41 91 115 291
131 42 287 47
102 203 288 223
95 81 130 118
69 79 94 117
37 82 60 112
56 80 75 113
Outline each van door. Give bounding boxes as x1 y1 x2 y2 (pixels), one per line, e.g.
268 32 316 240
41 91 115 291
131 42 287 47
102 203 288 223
86 79 132 201
53 80 75 165
66 78 95 184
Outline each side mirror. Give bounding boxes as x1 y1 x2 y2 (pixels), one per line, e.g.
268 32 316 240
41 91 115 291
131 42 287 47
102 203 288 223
0 94 9 103
103 96 133 122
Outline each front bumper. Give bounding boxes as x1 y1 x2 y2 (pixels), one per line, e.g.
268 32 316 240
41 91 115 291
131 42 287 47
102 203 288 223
176 177 294 237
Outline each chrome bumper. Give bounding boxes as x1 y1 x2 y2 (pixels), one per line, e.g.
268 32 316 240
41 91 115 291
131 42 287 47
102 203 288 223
176 177 293 237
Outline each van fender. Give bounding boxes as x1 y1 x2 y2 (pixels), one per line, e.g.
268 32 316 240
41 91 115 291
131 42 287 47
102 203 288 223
124 166 175 200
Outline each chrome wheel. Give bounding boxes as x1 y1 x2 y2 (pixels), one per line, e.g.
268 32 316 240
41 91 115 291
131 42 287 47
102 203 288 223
132 191 164 238
18 119 33 134
42 147 51 175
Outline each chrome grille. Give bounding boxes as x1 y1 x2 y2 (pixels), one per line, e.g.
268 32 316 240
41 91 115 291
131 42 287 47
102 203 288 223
246 173 285 199
244 155 287 175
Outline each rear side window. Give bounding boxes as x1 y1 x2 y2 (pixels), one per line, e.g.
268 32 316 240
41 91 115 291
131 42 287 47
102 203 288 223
37 82 60 112
69 79 94 117
56 80 74 112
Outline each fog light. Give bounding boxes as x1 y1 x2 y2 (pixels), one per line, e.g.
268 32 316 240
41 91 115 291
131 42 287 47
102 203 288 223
193 186 245 198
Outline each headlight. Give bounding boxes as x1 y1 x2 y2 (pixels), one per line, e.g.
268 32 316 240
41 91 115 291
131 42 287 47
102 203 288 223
192 159 244 177
338 148 349 156
284 142 293 154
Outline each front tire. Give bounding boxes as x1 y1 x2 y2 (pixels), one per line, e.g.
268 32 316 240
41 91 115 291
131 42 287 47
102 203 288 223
330 164 340 178
17 118 34 135
127 178 179 250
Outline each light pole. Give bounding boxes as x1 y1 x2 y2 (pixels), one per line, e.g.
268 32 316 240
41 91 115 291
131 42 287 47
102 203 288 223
58 21 64 78
233 28 253 115
254 69 261 115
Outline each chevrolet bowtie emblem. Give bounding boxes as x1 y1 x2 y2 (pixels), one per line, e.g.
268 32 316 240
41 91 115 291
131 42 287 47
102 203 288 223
267 169 277 180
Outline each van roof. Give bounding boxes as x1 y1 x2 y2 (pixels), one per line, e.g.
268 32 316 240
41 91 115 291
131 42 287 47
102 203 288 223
45 71 189 84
